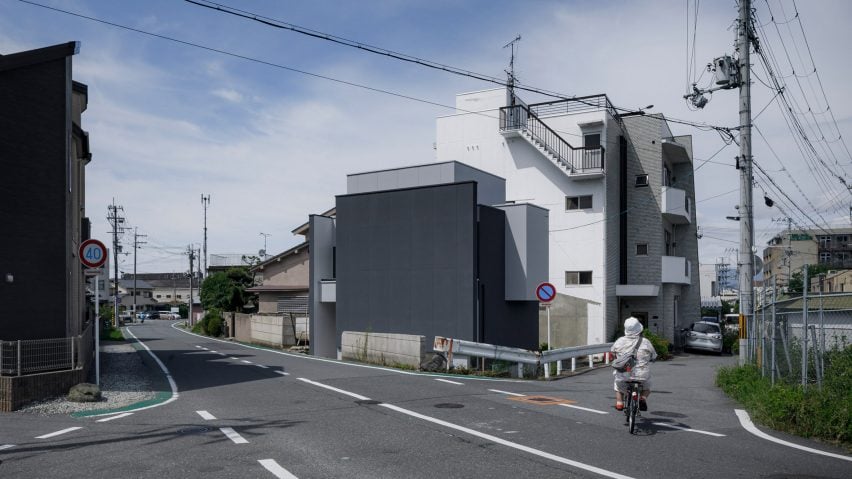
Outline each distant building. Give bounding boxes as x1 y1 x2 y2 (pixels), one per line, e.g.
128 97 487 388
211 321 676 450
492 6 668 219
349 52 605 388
435 88 700 345
762 228 851 291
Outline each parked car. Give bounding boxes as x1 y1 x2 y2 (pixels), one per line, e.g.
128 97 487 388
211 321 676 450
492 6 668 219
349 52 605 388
147 312 161 320
683 321 723 354
119 313 133 324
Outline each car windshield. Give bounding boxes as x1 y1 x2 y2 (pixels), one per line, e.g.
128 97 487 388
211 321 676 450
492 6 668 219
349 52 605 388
692 323 720 334
701 317 719 323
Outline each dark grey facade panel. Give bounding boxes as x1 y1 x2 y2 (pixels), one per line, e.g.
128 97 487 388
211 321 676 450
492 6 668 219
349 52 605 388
336 182 477 344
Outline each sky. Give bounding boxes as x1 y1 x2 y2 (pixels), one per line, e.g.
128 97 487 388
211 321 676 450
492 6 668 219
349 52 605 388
2 0 851 280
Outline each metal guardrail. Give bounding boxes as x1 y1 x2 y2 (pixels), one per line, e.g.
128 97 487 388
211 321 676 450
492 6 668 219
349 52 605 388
0 323 92 377
434 336 613 378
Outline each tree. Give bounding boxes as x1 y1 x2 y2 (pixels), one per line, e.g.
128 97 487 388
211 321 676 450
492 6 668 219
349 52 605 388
787 264 830 294
200 267 256 312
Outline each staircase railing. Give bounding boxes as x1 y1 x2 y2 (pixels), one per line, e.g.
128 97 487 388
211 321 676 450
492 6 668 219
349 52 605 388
499 104 604 173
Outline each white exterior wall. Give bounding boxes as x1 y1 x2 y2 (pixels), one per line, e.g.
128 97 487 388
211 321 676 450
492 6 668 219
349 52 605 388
436 89 609 345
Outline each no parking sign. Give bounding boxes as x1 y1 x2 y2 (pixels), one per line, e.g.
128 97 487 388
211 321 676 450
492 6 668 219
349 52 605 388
536 282 556 303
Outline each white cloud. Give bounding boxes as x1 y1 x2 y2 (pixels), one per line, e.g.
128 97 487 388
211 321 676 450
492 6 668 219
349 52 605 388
211 88 243 103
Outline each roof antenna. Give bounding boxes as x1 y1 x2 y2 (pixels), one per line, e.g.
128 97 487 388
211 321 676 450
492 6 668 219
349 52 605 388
503 35 521 105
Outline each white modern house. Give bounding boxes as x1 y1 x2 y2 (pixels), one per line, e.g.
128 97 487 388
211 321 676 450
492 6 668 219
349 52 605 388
435 88 700 347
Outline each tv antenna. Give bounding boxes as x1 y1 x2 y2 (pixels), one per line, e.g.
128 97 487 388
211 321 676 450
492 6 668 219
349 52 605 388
503 34 521 103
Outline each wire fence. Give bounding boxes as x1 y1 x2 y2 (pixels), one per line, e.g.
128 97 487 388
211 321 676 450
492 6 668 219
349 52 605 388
749 290 851 388
0 322 93 377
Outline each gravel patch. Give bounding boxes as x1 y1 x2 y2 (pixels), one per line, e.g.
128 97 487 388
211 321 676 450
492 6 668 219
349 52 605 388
16 341 157 416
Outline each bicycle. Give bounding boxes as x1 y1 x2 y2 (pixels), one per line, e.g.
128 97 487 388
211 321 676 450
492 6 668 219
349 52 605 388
623 379 645 434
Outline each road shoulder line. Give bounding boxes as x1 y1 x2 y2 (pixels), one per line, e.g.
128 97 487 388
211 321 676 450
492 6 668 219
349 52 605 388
735 409 851 462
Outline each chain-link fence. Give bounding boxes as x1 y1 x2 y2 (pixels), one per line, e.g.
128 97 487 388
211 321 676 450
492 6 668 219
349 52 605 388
749 290 851 388
0 323 93 376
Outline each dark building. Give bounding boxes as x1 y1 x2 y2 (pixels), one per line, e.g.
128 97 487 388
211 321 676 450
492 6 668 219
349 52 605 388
0 42 91 340
309 161 548 358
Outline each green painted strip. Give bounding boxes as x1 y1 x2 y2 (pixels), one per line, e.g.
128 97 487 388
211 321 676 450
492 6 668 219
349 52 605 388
71 390 172 418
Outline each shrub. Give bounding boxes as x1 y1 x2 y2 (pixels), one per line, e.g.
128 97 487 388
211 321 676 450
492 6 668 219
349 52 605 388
206 315 223 337
643 329 671 360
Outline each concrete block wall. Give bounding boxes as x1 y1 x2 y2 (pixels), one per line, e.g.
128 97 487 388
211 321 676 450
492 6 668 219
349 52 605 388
0 365 89 412
341 331 426 368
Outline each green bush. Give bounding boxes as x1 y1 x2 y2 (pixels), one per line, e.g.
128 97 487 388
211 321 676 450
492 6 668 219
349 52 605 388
206 315 223 337
717 347 852 448
191 317 207 335
643 329 671 360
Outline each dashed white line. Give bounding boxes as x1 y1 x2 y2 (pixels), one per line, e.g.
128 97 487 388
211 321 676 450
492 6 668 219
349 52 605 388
36 427 83 439
299 379 634 479
217 352 227 356
201 347 209 351
489 389 526 397
230 357 239 360
274 371 290 376
194 345 202 349
241 360 253 364
0 444 15 451
96 412 134 422
434 378 463 385
259 459 299 478
210 350 218 353
220 427 248 444
560 404 609 415
256 364 269 369
735 409 851 462
652 422 725 437
197 410 216 420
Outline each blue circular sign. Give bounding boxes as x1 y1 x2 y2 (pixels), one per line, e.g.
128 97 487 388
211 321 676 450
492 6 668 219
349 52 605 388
536 282 556 303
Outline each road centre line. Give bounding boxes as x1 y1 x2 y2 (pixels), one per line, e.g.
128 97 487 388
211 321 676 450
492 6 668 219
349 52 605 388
0 444 15 451
241 360 253 364
96 412 134 422
217 352 227 356
197 410 216 420
489 389 526 397
256 364 269 369
652 422 724 437
259 459 299 479
560 404 609 415
220 427 249 444
36 427 83 439
299 378 634 479
434 378 463 385
194 345 202 349
275 371 290 376
735 409 852 462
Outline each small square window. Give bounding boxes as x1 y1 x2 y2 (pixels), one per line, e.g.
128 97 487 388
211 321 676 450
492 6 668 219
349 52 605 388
636 244 648 256
635 175 649 187
156 294 161 299
566 195 593 210
166 294 171 299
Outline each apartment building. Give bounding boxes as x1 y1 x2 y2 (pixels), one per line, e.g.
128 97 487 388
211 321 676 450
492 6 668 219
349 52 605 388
435 88 700 346
763 228 852 290
0 42 91 340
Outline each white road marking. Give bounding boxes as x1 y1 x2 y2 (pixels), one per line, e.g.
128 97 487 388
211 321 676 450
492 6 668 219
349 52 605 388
560 404 609 415
230 357 240 361
201 347 209 350
652 422 725 437
194 345 202 349
735 409 852 462
210 350 218 353
0 444 15 451
220 427 248 444
217 352 227 356
256 364 269 369
275 371 290 376
197 410 216 420
435 378 463 385
259 459 299 478
489 389 526 397
297 378 371 401
301 379 634 479
241 360 253 364
36 427 83 439
96 412 134 422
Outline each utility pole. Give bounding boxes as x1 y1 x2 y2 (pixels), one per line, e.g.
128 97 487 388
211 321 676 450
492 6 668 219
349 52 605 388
107 200 126 329
188 245 196 326
132 227 147 318
736 0 755 337
201 194 210 278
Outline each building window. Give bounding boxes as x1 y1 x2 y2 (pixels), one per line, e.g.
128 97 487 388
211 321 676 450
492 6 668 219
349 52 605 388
635 174 649 187
837 235 848 243
665 230 673 256
177 295 182 299
819 236 832 248
566 195 593 210
819 252 831 263
584 133 601 148
636 243 648 256
566 271 593 285
156 294 162 299
166 294 171 299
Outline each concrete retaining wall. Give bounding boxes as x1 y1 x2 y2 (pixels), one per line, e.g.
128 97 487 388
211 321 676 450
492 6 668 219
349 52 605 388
232 313 308 348
341 331 426 368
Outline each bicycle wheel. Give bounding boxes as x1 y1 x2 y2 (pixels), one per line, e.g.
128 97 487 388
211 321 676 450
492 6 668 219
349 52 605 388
628 385 638 434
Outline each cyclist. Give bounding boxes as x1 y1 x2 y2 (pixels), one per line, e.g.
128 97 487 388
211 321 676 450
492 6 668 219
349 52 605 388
611 316 657 411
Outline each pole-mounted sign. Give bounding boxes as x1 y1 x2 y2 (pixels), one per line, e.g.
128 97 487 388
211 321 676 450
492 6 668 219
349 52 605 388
79 239 107 269
536 282 556 303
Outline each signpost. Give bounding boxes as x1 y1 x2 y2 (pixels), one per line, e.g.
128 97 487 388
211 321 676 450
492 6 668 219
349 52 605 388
80 239 107 386
536 282 556 350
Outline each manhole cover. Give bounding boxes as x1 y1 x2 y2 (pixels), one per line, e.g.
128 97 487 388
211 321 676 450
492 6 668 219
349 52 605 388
434 403 465 409
355 400 382 405
178 426 211 435
508 395 575 406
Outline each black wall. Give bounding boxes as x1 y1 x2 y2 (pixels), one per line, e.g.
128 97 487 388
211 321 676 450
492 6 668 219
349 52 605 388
336 182 478 344
477 206 538 350
0 55 70 340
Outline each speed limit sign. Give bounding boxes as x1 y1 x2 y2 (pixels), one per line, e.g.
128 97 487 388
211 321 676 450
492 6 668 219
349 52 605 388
79 239 107 269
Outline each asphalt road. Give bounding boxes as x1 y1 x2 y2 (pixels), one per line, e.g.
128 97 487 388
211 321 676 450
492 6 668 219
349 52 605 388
1 320 849 478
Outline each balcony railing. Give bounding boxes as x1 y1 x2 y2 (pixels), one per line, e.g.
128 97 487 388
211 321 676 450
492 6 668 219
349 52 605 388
499 104 604 174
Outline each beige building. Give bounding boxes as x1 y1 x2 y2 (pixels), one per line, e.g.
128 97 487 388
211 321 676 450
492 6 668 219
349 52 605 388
763 230 819 290
809 269 852 293
248 242 309 315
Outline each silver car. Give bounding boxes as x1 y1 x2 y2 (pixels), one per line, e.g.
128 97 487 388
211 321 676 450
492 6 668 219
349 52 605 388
683 321 723 354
